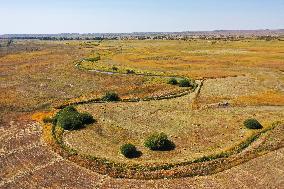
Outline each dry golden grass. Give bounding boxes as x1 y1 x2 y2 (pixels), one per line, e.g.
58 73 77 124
49 39 284 167
63 98 283 165
1 39 283 180
0 40 181 113
81 39 284 79
233 91 284 106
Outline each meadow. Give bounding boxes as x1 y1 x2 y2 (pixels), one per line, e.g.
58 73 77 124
1 38 283 179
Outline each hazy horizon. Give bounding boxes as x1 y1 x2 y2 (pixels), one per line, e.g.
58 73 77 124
2 29 284 35
1 0 283 34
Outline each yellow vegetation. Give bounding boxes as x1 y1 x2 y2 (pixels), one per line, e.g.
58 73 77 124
233 91 284 106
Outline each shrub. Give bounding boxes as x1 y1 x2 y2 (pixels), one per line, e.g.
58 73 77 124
126 69 135 74
102 92 120 101
84 56 100 62
179 78 198 89
120 143 139 158
57 109 83 130
144 133 175 151
112 66 118 72
168 78 178 85
244 119 263 129
179 78 192 87
54 106 94 130
54 106 78 121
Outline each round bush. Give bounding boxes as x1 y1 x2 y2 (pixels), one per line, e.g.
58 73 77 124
120 143 139 158
178 79 192 87
168 78 178 85
144 133 175 151
102 92 120 101
57 110 83 130
244 119 263 129
54 106 78 124
54 106 94 130
112 66 118 71
126 69 135 74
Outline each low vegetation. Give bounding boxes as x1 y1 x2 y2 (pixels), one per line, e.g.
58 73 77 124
144 133 175 151
168 78 197 89
244 119 263 129
167 78 178 85
102 92 120 101
179 78 193 88
112 66 118 71
2 39 284 181
53 106 94 130
126 69 135 74
83 55 101 62
120 143 140 158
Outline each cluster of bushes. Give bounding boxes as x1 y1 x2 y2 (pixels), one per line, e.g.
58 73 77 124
244 119 263 129
44 106 95 130
168 78 197 88
120 133 175 158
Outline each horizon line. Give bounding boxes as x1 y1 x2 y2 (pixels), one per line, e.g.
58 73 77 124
1 28 284 35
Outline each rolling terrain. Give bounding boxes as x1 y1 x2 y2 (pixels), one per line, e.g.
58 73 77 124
0 39 283 188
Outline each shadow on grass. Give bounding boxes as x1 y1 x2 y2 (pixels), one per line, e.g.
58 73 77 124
124 150 143 159
157 141 176 151
150 140 176 152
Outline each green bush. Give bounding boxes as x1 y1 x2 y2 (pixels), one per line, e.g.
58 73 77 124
57 110 83 130
168 78 178 85
112 66 118 71
54 106 78 122
178 79 192 87
144 133 175 151
102 92 120 101
54 106 94 130
84 56 100 62
244 119 263 129
179 78 198 89
126 69 135 74
120 143 140 158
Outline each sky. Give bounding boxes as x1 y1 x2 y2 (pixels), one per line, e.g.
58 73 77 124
0 0 283 34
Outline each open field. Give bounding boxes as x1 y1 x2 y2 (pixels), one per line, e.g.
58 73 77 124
66 98 283 165
0 39 284 187
80 39 284 78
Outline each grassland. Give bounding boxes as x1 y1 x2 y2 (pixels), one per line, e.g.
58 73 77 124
80 39 284 78
1 39 283 181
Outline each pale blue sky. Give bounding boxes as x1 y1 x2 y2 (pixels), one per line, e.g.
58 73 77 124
0 0 283 34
